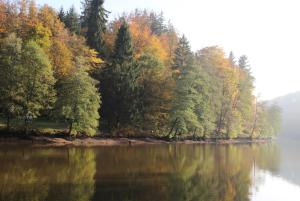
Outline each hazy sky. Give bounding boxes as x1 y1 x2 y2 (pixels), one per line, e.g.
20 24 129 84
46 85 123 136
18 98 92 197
36 0 300 100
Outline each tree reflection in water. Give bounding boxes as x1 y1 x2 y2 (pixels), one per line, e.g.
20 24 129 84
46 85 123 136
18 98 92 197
93 144 279 201
0 144 279 201
0 148 96 201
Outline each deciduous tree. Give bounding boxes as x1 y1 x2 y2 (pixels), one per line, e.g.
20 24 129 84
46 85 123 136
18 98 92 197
56 68 101 136
0 34 23 130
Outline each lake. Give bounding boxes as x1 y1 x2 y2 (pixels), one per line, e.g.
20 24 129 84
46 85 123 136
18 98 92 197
0 141 299 201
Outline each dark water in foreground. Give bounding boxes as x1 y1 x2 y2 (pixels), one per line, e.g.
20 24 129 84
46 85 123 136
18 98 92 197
0 142 299 201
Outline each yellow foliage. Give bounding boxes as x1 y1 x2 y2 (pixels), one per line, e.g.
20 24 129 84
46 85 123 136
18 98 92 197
129 20 149 57
50 40 73 77
89 49 103 65
129 20 168 63
104 20 122 55
67 35 103 70
159 31 178 64
105 14 177 65
0 2 7 33
38 5 68 40
148 36 168 63
32 22 52 49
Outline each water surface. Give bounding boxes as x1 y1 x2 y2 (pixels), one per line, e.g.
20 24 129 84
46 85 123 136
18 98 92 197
0 142 299 201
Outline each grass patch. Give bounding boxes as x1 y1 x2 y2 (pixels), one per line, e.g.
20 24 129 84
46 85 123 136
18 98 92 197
0 118 68 135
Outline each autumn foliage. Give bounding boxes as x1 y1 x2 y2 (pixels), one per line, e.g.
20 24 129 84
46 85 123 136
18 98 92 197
0 1 280 138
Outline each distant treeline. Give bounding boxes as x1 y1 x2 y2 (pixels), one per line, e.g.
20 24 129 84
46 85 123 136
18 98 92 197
0 0 280 138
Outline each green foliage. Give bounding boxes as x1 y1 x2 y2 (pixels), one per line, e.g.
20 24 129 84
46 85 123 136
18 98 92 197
58 7 65 23
255 103 281 138
239 55 250 69
0 35 56 130
100 22 140 130
169 36 200 136
267 104 281 135
236 68 255 134
113 21 134 62
20 40 56 118
136 53 173 133
149 12 167 36
55 68 101 136
84 0 108 57
0 34 23 129
0 1 281 138
193 63 215 137
60 6 81 34
196 47 257 139
0 148 96 201
225 110 243 138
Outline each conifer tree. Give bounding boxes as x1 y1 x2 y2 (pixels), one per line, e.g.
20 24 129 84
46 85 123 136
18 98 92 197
113 21 134 62
229 51 236 66
169 35 200 137
64 6 80 34
58 7 65 23
84 0 108 57
100 21 140 130
150 12 166 36
239 55 250 69
80 0 92 28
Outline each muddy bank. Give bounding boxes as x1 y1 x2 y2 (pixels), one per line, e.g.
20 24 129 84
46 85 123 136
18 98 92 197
0 136 272 147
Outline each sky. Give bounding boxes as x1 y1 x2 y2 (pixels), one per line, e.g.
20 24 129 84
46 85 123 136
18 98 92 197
36 0 300 100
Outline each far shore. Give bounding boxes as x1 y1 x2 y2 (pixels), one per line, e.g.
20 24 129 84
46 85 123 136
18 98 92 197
0 134 272 147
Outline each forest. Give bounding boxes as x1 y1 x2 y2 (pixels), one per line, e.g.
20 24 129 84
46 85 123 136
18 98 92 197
0 0 281 139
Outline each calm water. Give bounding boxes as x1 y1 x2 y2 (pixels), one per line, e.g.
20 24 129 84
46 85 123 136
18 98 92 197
0 142 299 201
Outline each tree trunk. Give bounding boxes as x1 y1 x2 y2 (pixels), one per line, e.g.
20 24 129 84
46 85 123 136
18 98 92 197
216 108 223 136
226 132 230 140
168 118 178 137
193 128 197 140
251 97 258 139
203 131 206 140
68 122 73 136
174 127 179 140
6 114 10 131
24 119 28 136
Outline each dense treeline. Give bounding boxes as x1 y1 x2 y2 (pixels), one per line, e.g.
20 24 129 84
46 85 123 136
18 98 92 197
0 0 280 139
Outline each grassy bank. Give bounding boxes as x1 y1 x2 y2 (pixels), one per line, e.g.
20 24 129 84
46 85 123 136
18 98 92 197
0 135 272 147
0 118 272 147
0 118 69 135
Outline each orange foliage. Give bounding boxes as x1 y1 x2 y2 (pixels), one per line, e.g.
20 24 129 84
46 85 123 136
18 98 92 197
159 31 178 63
104 20 122 56
0 1 7 33
106 15 173 64
50 40 73 77
129 20 168 63
68 35 103 69
0 1 102 78
38 5 68 40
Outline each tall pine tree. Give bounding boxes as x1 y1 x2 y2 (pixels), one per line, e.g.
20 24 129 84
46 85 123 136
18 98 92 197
58 7 65 23
169 35 200 137
239 55 250 69
64 6 80 34
100 21 140 131
84 0 108 57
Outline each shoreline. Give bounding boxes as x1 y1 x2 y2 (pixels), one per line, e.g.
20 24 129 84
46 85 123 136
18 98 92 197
0 135 272 147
